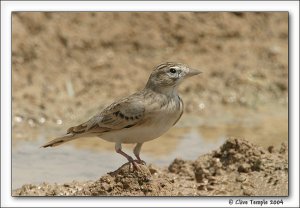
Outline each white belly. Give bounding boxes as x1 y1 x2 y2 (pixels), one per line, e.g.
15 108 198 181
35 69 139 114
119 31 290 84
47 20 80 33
98 106 182 144
98 115 176 143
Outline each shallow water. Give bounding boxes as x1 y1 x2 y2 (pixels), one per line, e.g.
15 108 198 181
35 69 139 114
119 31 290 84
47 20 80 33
12 105 288 190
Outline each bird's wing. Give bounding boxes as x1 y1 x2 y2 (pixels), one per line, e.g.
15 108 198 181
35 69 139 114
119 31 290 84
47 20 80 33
67 95 145 135
42 94 146 148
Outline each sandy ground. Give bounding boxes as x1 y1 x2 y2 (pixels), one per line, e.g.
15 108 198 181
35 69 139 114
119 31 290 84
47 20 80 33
12 12 288 139
12 12 288 196
13 138 288 196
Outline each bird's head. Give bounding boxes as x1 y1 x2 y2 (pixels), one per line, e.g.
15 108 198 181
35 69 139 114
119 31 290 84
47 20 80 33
145 62 202 94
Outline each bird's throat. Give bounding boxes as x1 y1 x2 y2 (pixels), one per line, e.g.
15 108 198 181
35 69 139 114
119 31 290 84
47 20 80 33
145 84 178 97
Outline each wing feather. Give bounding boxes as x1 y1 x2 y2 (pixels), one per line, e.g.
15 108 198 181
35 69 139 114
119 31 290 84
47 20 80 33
67 94 145 135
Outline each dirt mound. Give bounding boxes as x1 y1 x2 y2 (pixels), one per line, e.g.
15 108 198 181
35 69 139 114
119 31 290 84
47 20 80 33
192 138 288 196
76 164 171 196
13 138 288 196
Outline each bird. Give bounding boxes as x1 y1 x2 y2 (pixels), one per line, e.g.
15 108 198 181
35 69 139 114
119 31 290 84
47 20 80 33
42 62 202 169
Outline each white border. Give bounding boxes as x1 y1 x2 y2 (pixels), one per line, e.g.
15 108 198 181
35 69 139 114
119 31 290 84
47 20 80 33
1 1 299 207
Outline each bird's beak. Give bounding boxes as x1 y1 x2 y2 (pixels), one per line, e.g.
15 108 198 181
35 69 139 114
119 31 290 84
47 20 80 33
187 68 202 77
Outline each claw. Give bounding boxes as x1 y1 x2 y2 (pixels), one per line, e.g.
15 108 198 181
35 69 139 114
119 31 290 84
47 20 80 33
129 160 141 171
136 160 146 165
135 154 146 165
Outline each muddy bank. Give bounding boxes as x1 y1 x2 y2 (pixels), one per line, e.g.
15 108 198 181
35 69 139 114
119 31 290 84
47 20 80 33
13 138 288 196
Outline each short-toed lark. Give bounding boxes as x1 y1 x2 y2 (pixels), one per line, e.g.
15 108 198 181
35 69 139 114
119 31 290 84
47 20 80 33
42 62 201 169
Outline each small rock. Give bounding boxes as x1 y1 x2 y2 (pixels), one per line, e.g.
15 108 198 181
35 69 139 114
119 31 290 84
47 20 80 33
197 185 206 190
236 175 246 182
63 183 70 187
243 189 253 196
251 160 262 171
267 146 274 153
215 168 225 176
279 143 287 154
101 183 111 191
207 185 214 191
238 163 251 173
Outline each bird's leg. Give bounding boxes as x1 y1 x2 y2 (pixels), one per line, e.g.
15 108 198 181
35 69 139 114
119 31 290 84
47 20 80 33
133 143 146 164
115 143 139 170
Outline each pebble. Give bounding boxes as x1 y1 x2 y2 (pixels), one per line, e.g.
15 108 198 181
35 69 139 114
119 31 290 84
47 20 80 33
14 115 23 123
198 103 205 110
28 119 36 127
216 169 224 176
101 183 111 191
236 175 246 182
243 189 253 196
268 45 281 56
39 117 46 124
242 181 251 186
149 166 159 175
238 163 250 173
56 119 63 125
207 185 214 191
197 185 206 191
207 175 216 181
215 190 227 195
202 169 210 175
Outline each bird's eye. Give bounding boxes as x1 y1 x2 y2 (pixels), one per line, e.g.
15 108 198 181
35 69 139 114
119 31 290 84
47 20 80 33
169 68 177 73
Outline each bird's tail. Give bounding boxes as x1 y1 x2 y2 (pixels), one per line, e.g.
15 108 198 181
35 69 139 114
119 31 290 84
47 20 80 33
41 134 79 148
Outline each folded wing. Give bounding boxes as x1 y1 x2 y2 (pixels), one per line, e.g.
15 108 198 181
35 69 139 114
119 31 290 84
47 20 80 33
69 97 145 135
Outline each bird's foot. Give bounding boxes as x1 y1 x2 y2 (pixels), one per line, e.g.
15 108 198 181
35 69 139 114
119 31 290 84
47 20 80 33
134 155 146 165
129 160 141 171
136 159 146 165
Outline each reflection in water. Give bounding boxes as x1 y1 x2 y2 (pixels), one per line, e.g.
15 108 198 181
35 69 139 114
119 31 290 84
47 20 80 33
12 128 225 189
